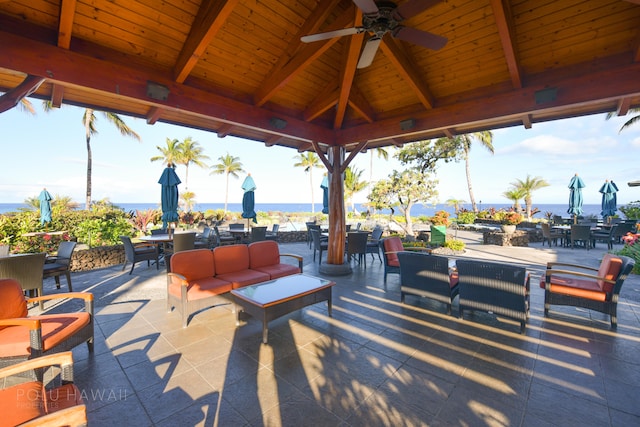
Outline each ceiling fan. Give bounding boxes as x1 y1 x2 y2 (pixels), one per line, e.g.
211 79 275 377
301 0 448 69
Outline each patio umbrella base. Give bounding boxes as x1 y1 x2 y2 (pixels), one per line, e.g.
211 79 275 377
319 262 352 276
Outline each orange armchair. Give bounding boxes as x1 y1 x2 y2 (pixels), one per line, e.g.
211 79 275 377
0 351 86 427
0 279 94 369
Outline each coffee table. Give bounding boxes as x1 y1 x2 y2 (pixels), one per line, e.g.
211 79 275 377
231 274 335 343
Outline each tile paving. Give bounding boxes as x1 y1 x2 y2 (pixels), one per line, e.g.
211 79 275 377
33 230 640 426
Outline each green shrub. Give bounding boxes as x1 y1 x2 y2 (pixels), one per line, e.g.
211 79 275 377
456 211 476 224
444 239 465 251
74 216 134 247
620 201 640 220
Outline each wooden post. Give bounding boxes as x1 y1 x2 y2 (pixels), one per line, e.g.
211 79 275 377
327 146 346 265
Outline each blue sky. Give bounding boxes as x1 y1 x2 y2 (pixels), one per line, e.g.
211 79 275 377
1 101 639 207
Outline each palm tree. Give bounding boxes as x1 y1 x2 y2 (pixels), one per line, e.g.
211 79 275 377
210 153 244 213
369 147 389 185
446 198 467 215
606 108 640 133
501 188 526 213
79 109 140 209
456 131 494 212
180 190 196 212
293 152 323 213
511 175 550 220
344 166 367 214
176 137 210 190
150 138 182 167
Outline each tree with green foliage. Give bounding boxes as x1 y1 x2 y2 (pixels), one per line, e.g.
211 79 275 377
510 175 549 220
180 190 196 212
151 138 182 167
293 152 323 213
446 198 467 215
210 153 244 213
175 137 210 190
455 131 494 213
396 138 461 174
368 169 438 236
344 166 367 214
502 188 526 213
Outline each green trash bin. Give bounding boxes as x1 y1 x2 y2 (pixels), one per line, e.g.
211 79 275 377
430 225 447 245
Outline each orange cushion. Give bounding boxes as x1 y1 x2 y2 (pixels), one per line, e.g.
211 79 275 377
168 276 232 300
449 271 459 288
539 276 607 301
383 238 404 267
596 254 622 293
248 241 279 269
0 279 28 330
216 270 270 289
0 381 45 425
170 249 215 279
45 384 84 413
213 245 250 275
0 313 91 357
253 264 301 280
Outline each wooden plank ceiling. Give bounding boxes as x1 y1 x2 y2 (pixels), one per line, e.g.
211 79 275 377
0 0 639 153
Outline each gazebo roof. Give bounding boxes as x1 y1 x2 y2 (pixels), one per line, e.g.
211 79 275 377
1 0 639 153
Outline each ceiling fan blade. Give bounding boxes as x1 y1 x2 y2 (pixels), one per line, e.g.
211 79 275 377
301 27 361 43
393 26 447 50
393 0 444 21
357 37 382 69
352 0 379 14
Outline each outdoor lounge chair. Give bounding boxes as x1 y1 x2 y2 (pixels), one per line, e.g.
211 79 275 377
43 241 76 291
456 259 530 333
381 237 404 284
0 278 94 369
0 352 87 427
540 254 635 328
398 251 459 315
0 252 46 309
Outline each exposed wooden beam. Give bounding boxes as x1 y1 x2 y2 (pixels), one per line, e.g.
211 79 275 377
0 74 45 114
522 114 532 129
380 36 435 109
334 9 363 129
254 12 355 107
340 140 368 173
57 0 76 49
173 0 239 83
443 129 455 138
311 141 333 172
216 123 234 137
146 106 163 124
490 0 522 88
50 84 64 108
303 82 339 122
264 135 282 147
0 30 335 144
616 97 632 116
347 85 375 123
337 60 640 144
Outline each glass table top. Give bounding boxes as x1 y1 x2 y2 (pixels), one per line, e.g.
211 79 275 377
231 274 334 306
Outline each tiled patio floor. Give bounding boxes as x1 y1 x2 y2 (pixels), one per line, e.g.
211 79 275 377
35 231 640 426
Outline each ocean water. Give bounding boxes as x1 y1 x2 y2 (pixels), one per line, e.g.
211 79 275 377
0 202 609 219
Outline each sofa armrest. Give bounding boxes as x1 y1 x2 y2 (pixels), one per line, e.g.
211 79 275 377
28 292 94 315
167 272 188 285
280 253 303 273
544 268 615 290
545 261 598 273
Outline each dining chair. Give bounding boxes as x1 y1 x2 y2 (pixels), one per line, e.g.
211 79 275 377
310 229 328 264
214 226 236 246
265 224 280 241
366 226 384 262
590 224 617 250
42 241 77 291
570 224 591 249
247 226 267 243
120 236 159 275
540 223 564 247
171 232 197 253
0 252 46 309
345 231 368 267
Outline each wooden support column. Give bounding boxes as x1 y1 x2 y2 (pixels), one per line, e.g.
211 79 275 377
0 75 45 114
327 146 346 265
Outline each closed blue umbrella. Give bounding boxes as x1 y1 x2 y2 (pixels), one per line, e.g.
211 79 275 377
599 180 618 219
158 166 181 229
241 174 257 224
321 175 329 214
567 174 585 222
38 188 52 225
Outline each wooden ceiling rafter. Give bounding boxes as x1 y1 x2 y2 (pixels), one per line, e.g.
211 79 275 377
146 106 163 124
304 81 339 122
522 114 532 129
347 85 376 123
173 0 239 84
254 10 355 107
380 36 436 109
50 0 78 108
216 123 235 137
442 129 455 138
0 74 45 114
334 9 364 129
490 0 522 88
616 97 632 116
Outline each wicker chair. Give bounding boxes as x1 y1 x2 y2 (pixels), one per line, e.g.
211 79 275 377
43 241 76 291
345 231 368 267
0 352 87 427
590 225 617 250
0 278 94 369
0 253 46 309
310 229 328 264
380 237 404 284
569 224 592 249
366 226 384 262
398 251 459 315
540 223 564 247
456 259 530 333
265 224 280 241
540 254 635 328
120 236 159 275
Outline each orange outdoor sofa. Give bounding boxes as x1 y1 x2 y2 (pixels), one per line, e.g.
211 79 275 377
167 241 303 327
